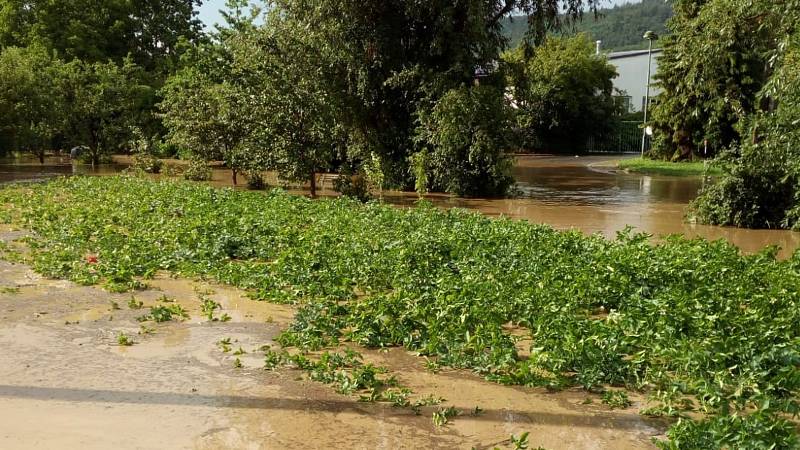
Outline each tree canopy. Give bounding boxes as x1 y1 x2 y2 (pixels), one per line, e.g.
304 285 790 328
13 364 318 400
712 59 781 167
503 34 620 152
0 0 204 72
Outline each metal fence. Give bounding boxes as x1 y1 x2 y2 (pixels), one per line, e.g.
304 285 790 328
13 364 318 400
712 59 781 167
584 121 647 154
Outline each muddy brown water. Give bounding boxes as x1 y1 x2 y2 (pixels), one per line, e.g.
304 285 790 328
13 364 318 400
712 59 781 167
2 154 799 257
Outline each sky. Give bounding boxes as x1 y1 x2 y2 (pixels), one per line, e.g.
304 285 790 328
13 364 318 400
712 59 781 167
197 0 227 29
196 0 640 28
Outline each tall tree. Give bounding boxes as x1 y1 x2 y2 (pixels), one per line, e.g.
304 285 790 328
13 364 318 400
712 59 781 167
0 0 205 72
648 0 775 160
61 59 152 165
504 34 620 152
0 45 66 162
261 0 599 193
690 0 800 229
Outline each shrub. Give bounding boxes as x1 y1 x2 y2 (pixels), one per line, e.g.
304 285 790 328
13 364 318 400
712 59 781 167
182 158 212 181
333 171 371 202
415 85 514 197
131 152 163 174
244 169 267 190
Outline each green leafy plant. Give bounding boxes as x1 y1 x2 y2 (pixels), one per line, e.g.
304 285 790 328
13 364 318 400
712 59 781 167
4 176 800 446
432 406 459 427
511 432 530 450
200 296 221 321
128 296 144 309
117 332 135 346
601 391 631 410
182 158 212 182
139 304 188 323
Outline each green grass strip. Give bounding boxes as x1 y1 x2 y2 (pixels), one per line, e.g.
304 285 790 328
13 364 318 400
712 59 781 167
617 158 722 176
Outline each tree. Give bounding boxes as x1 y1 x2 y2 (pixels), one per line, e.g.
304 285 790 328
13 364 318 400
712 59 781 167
226 17 345 198
690 4 800 229
0 45 66 162
61 59 152 165
0 0 205 72
648 0 775 160
250 0 599 196
161 58 249 184
415 84 514 197
504 34 620 152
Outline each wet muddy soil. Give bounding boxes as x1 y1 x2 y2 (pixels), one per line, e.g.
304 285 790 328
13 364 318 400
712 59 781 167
0 230 665 449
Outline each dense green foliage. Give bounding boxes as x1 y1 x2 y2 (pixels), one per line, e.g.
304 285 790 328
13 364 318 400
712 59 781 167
159 0 601 197
649 0 775 160
415 85 513 196
502 0 672 51
503 34 620 152
0 45 66 162
0 0 204 72
4 175 800 447
0 0 203 159
691 24 800 230
0 47 153 163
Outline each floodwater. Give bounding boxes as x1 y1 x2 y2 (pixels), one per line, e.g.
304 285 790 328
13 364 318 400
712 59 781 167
1 153 799 257
0 228 663 449
0 154 126 182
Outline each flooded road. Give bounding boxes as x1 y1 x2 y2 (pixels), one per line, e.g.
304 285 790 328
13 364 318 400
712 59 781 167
1 154 798 257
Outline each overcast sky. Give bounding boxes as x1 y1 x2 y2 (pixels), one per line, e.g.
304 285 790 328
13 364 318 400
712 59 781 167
197 0 640 29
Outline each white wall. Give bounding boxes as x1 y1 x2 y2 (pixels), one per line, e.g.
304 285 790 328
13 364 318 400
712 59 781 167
609 50 661 112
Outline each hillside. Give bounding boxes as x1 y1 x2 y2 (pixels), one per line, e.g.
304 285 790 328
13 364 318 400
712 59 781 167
502 0 673 51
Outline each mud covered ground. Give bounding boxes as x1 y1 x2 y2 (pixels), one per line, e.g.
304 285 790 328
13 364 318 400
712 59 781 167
0 229 665 450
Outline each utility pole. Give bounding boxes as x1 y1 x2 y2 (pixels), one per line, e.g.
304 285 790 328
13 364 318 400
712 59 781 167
641 31 658 156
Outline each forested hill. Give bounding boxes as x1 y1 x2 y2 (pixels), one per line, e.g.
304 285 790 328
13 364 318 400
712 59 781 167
502 0 673 51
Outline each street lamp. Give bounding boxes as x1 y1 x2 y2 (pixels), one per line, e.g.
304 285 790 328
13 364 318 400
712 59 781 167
641 30 658 156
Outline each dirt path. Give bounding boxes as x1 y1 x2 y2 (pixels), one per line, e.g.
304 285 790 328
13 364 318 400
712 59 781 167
0 232 665 449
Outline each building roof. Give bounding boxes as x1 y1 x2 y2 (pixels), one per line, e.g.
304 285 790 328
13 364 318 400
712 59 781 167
607 48 663 60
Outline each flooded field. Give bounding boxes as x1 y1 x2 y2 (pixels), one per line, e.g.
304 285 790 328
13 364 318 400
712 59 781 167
5 153 790 256
0 228 663 449
1 156 798 449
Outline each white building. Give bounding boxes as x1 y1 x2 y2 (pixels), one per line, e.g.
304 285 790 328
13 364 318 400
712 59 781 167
607 48 662 113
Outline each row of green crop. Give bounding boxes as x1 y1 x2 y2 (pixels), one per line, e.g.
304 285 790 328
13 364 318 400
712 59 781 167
2 175 800 448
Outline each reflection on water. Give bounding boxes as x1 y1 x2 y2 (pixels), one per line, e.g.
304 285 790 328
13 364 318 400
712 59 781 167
512 156 705 205
0 155 126 183
1 154 798 257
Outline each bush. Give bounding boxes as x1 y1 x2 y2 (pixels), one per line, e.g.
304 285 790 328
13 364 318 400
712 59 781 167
691 30 800 230
416 85 514 197
131 152 163 174
182 158 212 181
155 142 180 159
333 171 371 202
244 169 267 190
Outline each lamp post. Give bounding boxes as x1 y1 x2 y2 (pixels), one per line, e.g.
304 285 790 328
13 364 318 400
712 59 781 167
641 31 658 156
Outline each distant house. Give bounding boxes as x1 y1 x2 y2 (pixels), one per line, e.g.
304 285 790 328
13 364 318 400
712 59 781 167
607 48 663 113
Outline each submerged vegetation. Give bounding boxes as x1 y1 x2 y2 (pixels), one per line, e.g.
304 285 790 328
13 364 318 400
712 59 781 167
1 176 800 446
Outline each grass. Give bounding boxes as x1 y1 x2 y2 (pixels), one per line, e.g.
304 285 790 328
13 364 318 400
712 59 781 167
616 158 722 176
1 175 800 448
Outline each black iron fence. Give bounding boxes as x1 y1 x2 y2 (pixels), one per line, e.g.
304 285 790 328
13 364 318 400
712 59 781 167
584 121 647 154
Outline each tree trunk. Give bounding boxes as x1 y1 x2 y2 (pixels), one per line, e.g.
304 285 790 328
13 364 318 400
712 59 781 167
309 171 317 198
38 151 45 164
232 169 238 186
